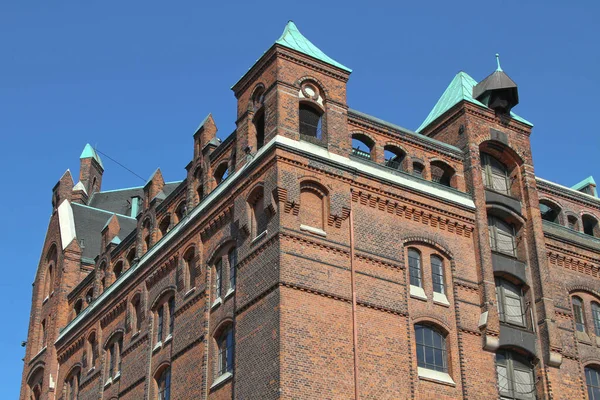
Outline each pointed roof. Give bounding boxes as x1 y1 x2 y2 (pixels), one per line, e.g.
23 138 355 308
417 72 532 133
275 21 351 73
80 144 104 169
73 181 88 194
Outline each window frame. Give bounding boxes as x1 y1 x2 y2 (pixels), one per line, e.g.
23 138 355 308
157 366 171 400
586 366 600 400
217 327 234 377
496 350 536 400
592 302 600 337
228 249 237 291
495 278 526 328
157 306 164 343
414 324 448 373
215 259 223 299
488 215 517 257
572 296 586 333
430 255 445 294
168 297 175 336
481 153 510 195
408 249 422 288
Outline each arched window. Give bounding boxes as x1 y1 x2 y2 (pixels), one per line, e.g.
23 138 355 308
214 258 223 299
254 110 265 150
217 326 234 377
249 186 267 238
567 215 579 231
159 216 170 238
539 200 561 223
430 161 454 187
87 332 98 368
412 162 424 178
583 214 599 237
142 219 152 253
488 215 516 257
481 153 510 194
131 293 143 334
414 324 447 373
299 103 323 139
44 264 54 299
126 248 136 269
496 351 536 399
113 261 124 280
228 249 237 291
156 366 171 400
154 294 175 344
495 278 525 327
85 288 93 305
299 182 327 231
408 249 422 288
40 319 47 350
572 296 586 332
384 146 405 170
351 134 373 159
214 162 230 186
183 248 196 292
64 368 80 400
592 302 600 337
175 202 186 224
586 366 600 400
106 334 123 379
430 255 445 294
74 299 83 317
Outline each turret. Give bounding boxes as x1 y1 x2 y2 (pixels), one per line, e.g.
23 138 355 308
473 54 519 116
78 144 104 197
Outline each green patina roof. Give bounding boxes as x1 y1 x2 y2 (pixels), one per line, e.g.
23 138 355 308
571 176 597 196
275 21 351 73
416 71 532 133
232 21 351 89
80 143 104 169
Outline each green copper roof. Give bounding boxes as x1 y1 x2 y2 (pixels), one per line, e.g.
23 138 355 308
416 71 532 133
571 176 597 196
79 143 104 169
275 21 351 73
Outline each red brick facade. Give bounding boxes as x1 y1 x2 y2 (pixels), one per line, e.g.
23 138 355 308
20 23 600 400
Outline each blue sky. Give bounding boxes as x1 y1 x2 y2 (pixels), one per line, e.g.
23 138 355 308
1 0 599 395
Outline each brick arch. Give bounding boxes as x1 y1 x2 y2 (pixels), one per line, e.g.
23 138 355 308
45 243 58 263
350 131 376 149
246 182 265 203
485 204 525 228
206 238 237 266
151 360 171 381
181 243 197 260
568 285 600 300
150 286 176 311
211 317 234 338
64 363 82 379
538 196 563 210
26 361 45 385
581 357 600 368
412 315 452 335
402 236 454 260
581 211 600 221
479 139 526 168
102 329 124 349
296 75 330 99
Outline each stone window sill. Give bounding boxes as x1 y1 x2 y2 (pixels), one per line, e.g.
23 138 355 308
211 371 233 390
251 230 267 244
211 297 222 310
113 372 121 382
87 366 96 375
410 285 427 301
300 224 327 237
132 331 140 340
42 296 49 305
184 287 196 298
576 330 592 344
164 334 173 345
418 367 455 386
152 341 162 353
433 292 450 307
224 288 235 300
104 377 112 388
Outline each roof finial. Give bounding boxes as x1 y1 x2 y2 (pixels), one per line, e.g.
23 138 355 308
496 53 503 72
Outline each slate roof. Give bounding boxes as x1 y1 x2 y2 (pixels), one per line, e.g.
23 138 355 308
88 182 181 216
417 71 532 133
71 203 137 260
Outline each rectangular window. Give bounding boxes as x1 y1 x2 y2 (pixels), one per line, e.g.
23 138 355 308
408 250 422 288
229 250 237 290
168 298 175 335
495 279 525 327
157 306 164 342
117 338 122 374
488 216 516 257
481 154 510 195
215 259 222 298
573 297 586 333
218 329 234 376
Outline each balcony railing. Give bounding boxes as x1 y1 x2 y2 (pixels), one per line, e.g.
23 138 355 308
351 147 371 160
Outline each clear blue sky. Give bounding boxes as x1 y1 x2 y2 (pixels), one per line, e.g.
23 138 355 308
2 0 598 395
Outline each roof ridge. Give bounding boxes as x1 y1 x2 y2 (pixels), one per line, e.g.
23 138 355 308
71 202 137 220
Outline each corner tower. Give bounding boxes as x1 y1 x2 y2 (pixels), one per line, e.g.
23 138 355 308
231 21 352 167
78 143 104 197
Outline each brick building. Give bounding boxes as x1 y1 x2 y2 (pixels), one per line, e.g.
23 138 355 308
20 21 600 399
